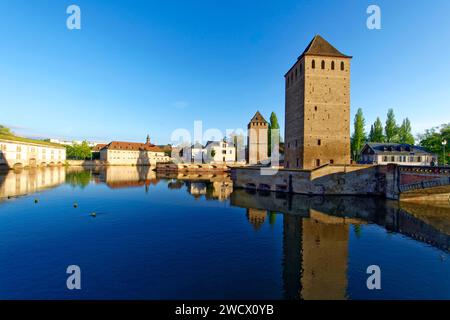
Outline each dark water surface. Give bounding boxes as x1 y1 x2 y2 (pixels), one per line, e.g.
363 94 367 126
0 166 449 300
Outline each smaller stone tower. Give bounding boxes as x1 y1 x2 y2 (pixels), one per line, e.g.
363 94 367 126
247 111 268 165
146 134 151 145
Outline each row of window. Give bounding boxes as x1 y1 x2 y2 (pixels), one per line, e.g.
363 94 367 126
286 60 346 88
380 155 428 163
286 138 323 149
0 144 62 155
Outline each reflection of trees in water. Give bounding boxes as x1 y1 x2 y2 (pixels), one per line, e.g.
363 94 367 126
66 170 92 188
168 180 184 189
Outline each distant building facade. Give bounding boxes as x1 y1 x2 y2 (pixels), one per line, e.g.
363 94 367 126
189 142 205 163
204 141 236 163
284 35 351 170
99 136 170 166
0 138 66 169
49 138 98 147
247 111 268 165
359 143 437 166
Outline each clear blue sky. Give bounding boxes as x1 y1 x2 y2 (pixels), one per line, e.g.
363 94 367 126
1 0 449 144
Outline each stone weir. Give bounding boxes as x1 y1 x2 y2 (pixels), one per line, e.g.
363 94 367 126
230 164 386 197
156 163 229 173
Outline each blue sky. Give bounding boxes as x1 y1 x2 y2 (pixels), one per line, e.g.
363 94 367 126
1 0 449 144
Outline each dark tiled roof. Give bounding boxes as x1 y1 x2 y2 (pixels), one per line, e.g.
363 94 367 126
249 111 267 124
300 35 351 59
285 35 351 76
104 141 164 152
363 143 435 155
92 144 107 152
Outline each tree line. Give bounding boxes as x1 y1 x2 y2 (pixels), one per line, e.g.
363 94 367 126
418 123 450 166
65 141 92 160
351 109 449 165
351 108 415 160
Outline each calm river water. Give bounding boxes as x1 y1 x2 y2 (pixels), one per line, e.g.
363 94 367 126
0 166 449 300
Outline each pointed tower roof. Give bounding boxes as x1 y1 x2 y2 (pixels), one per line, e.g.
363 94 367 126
249 111 267 124
299 35 351 59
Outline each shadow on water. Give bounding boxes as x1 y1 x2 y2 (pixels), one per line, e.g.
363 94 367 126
231 189 450 300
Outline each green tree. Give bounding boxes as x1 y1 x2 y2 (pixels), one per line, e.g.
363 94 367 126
384 109 399 143
66 141 92 160
398 118 415 145
351 108 367 160
0 125 13 135
419 123 450 165
369 117 384 142
268 112 281 157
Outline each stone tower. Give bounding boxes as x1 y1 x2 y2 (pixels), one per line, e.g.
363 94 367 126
284 35 351 170
247 111 268 165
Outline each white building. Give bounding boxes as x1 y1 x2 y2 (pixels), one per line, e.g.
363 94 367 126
99 136 170 166
359 143 437 166
204 141 236 163
49 139 98 147
0 138 66 169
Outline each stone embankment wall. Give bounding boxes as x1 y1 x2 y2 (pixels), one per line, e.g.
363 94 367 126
66 160 107 167
231 164 384 196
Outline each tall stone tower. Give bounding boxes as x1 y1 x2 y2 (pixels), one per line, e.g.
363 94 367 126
247 111 268 165
284 35 351 170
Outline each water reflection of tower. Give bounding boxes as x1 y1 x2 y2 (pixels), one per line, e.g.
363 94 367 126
246 208 267 231
283 210 349 300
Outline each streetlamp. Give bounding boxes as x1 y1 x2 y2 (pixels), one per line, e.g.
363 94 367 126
442 139 447 167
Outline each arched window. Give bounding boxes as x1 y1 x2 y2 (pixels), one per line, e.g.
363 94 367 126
321 60 325 69
331 61 335 70
341 61 345 71
295 68 297 80
300 63 303 75
312 60 315 69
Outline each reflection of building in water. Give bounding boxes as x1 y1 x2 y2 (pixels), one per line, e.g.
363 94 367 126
300 210 349 300
159 172 233 201
232 189 450 299
189 182 207 198
282 211 351 300
99 166 159 189
0 167 66 199
211 181 233 201
246 208 267 231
